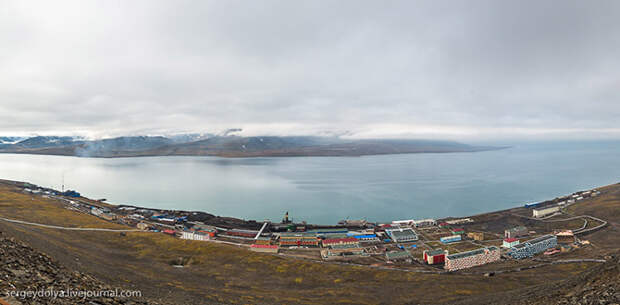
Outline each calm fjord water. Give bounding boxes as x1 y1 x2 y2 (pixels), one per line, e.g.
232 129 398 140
1 141 618 224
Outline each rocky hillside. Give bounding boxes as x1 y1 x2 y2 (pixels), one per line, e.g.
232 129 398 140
0 232 152 305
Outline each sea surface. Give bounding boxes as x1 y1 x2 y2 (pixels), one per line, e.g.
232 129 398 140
0 141 618 224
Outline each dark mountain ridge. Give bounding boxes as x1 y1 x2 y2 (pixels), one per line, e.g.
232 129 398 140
0 134 506 158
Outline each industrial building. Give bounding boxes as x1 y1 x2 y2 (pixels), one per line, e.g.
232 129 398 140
225 228 259 239
385 228 418 242
533 205 560 218
505 226 528 239
508 235 558 259
444 246 500 272
440 235 461 244
423 249 447 265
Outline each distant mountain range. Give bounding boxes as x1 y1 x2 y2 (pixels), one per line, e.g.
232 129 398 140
0 134 506 158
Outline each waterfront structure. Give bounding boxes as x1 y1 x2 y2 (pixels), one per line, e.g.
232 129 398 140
391 219 414 227
306 228 349 236
250 244 278 253
502 238 520 248
349 234 379 241
505 226 528 239
279 232 320 247
225 228 260 238
423 249 447 265
440 235 461 244
533 205 560 218
445 218 474 225
508 235 558 259
385 228 418 242
338 219 368 227
444 247 500 271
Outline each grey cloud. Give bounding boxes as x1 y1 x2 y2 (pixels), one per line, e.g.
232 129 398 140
0 0 619 139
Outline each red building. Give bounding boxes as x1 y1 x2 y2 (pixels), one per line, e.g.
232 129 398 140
423 249 447 264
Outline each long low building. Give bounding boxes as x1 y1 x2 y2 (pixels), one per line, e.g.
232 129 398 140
181 230 213 241
440 235 461 244
533 205 560 218
444 246 500 272
250 244 279 253
508 235 558 259
279 233 320 247
321 247 366 259
322 237 359 248
412 219 437 227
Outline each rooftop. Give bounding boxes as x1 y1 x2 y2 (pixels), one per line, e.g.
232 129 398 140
386 250 411 259
447 246 498 260
425 249 445 256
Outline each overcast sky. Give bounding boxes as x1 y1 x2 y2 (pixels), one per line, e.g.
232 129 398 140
1 0 619 140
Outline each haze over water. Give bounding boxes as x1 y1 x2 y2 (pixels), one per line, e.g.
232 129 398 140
1 141 618 224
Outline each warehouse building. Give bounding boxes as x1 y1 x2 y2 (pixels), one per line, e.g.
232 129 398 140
385 228 418 242
440 235 461 244
505 226 528 239
423 249 447 265
444 246 500 272
508 235 558 259
533 205 560 218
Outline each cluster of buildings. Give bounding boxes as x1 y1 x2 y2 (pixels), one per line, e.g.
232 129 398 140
527 189 600 218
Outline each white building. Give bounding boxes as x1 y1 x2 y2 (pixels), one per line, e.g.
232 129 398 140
181 231 211 241
533 205 560 218
412 219 437 227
